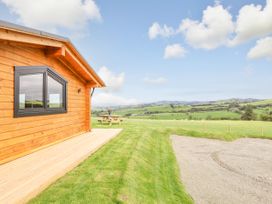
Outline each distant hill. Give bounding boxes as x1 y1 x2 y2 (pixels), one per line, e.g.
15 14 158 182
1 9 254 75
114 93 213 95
92 98 272 121
93 98 262 110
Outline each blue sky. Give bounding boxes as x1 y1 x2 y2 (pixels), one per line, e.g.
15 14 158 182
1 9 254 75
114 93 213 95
0 0 272 106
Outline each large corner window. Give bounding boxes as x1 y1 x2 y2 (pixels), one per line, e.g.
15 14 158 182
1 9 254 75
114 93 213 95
14 66 67 117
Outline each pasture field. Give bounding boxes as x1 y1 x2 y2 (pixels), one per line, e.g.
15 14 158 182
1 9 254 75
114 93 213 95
131 111 240 121
247 99 272 106
93 99 272 121
30 119 272 203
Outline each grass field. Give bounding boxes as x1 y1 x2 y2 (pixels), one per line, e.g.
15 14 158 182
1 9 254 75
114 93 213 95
93 98 272 121
29 119 272 203
131 111 240 121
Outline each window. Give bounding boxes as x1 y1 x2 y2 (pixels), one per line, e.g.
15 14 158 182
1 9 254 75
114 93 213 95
48 75 64 108
14 66 67 117
19 74 44 109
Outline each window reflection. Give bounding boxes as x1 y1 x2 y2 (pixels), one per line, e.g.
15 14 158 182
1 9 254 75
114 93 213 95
48 75 63 108
19 74 43 109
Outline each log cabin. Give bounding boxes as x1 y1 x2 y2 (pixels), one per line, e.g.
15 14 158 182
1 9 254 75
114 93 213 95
0 20 105 164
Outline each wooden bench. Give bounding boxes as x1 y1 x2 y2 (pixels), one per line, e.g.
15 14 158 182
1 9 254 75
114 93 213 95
98 115 123 125
109 117 123 125
97 116 111 124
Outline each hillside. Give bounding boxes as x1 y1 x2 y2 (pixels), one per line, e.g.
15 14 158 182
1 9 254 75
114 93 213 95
92 99 272 121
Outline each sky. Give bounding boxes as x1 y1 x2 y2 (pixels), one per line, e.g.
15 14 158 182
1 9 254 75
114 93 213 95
0 0 272 106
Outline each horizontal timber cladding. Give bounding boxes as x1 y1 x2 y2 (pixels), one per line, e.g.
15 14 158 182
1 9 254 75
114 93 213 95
0 43 90 164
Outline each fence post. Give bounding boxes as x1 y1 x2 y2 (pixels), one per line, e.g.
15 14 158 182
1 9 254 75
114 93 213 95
228 124 231 133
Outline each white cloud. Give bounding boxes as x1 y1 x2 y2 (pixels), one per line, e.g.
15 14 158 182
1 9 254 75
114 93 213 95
178 4 234 49
97 66 125 92
92 93 139 107
144 76 167 85
164 44 186 59
148 0 272 57
1 0 101 31
148 22 175 39
247 37 272 60
230 0 272 45
94 66 138 107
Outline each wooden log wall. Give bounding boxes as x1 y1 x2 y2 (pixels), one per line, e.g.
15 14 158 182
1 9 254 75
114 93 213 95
0 43 90 164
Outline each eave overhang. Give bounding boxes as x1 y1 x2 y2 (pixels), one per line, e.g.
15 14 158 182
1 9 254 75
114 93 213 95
0 20 105 88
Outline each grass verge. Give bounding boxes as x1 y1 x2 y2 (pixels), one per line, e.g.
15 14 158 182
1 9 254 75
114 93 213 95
29 119 272 203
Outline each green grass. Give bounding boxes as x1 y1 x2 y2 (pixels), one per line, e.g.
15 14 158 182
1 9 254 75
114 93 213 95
131 111 240 120
93 99 272 121
29 119 272 204
246 99 272 106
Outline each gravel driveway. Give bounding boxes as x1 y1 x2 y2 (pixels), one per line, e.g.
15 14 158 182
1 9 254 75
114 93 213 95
171 136 272 204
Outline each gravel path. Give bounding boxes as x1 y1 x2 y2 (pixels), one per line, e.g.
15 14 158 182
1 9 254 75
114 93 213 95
171 136 272 204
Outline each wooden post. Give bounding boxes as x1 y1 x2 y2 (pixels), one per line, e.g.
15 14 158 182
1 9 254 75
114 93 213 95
85 86 91 132
228 124 231 133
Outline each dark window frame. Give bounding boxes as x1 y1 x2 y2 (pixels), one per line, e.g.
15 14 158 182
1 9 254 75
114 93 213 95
14 66 67 117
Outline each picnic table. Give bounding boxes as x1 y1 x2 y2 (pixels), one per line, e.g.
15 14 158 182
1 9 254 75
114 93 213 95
98 115 123 125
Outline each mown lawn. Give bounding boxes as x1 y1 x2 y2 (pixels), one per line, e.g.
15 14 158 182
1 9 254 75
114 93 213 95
130 111 240 120
29 119 272 204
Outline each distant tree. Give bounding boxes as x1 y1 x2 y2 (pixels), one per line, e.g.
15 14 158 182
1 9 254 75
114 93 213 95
206 115 212 120
107 108 112 116
261 114 269 121
260 111 272 121
228 102 240 110
124 113 132 117
232 107 241 114
170 104 175 109
241 105 256 120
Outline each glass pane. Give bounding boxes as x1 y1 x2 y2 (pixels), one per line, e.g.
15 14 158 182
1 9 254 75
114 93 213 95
19 74 44 109
48 76 63 108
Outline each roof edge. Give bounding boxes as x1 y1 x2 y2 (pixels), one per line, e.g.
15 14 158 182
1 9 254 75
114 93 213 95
0 20 69 42
0 20 105 87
